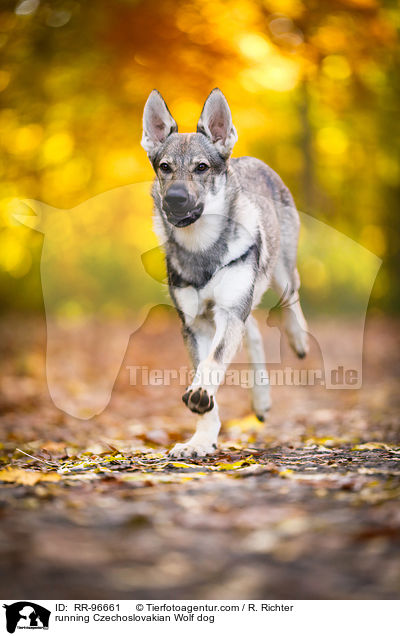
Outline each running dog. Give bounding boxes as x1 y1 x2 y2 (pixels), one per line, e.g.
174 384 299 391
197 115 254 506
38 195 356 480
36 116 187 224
141 88 309 457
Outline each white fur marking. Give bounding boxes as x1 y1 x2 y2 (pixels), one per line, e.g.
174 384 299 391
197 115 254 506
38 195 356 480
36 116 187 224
169 403 221 458
174 286 199 324
173 183 226 252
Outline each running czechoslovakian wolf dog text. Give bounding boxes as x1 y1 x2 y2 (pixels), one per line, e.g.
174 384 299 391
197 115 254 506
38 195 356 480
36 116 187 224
141 88 309 458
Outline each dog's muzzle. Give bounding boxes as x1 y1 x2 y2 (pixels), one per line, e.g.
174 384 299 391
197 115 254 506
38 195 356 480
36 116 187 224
163 185 203 228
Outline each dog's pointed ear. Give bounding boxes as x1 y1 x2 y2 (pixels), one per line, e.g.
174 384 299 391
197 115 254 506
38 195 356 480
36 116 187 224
141 90 178 158
197 88 238 158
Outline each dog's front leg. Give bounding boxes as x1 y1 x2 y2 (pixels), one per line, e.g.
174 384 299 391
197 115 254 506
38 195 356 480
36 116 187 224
169 404 221 459
183 308 245 412
170 308 245 458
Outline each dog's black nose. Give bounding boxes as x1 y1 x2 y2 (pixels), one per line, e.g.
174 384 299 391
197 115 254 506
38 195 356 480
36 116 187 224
164 186 190 214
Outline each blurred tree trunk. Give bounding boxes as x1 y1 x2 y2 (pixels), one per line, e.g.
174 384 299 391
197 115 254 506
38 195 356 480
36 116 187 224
299 81 314 212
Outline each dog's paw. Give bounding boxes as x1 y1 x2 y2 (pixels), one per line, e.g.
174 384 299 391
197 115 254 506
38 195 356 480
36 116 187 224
254 406 271 422
252 386 272 422
169 440 217 458
290 329 309 359
182 387 214 414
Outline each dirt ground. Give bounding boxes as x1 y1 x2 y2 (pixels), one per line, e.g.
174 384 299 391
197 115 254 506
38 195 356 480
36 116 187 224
0 310 399 599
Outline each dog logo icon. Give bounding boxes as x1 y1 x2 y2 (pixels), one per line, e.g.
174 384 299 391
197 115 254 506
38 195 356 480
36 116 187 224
3 602 50 634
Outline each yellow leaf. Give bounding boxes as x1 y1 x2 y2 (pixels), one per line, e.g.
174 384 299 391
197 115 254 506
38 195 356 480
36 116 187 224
279 469 295 478
225 415 264 432
352 443 394 451
144 452 166 460
213 457 257 471
169 461 201 469
0 467 61 485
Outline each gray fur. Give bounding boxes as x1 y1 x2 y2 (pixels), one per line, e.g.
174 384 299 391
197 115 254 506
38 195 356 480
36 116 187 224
141 88 309 458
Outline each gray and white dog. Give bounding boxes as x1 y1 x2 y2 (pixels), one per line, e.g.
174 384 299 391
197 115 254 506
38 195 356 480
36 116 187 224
141 88 309 457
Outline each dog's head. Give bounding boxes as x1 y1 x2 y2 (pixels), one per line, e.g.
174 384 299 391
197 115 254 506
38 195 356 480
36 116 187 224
141 88 237 228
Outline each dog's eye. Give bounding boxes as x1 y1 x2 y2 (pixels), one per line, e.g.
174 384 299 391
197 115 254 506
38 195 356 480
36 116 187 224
159 163 172 173
195 163 209 173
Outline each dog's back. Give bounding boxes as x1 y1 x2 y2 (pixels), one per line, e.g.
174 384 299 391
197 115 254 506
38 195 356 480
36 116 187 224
231 156 301 305
231 156 295 210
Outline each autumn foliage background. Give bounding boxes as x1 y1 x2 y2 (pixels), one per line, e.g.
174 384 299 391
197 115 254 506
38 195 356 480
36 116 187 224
0 0 400 601
0 0 399 316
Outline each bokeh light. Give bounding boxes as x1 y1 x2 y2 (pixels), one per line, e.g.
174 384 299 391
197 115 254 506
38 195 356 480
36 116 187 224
0 0 398 314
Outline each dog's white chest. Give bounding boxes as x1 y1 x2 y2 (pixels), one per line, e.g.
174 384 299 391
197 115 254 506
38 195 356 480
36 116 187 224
173 256 255 324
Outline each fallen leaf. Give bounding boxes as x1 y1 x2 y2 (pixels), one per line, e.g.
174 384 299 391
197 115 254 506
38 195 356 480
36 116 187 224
0 467 61 485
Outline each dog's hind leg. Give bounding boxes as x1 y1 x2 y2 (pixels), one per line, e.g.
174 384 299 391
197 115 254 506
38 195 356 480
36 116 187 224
272 257 309 359
245 314 271 421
